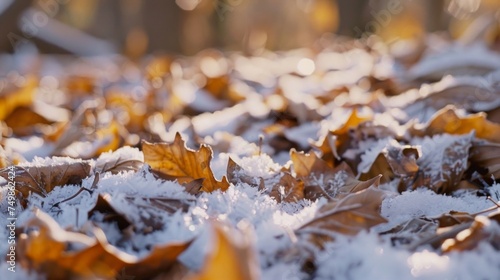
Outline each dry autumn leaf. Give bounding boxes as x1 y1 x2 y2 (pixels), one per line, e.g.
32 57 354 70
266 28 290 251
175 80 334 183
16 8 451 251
291 149 381 200
410 132 474 194
18 209 191 279
189 222 260 280
441 215 500 253
411 106 500 143
269 172 304 203
359 140 420 187
227 157 264 190
296 187 388 247
0 160 91 207
0 75 37 121
142 132 229 192
469 140 500 179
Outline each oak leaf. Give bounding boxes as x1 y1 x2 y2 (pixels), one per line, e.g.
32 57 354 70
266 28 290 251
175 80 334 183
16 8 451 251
142 133 229 192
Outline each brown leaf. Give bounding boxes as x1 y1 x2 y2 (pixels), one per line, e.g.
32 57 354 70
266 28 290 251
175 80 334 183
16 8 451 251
189 222 260 280
269 173 304 203
433 211 475 228
359 140 420 186
410 132 474 194
296 187 388 247
142 132 229 192
469 140 500 179
0 160 91 207
88 193 132 231
0 75 36 121
89 193 193 233
411 106 500 143
18 209 191 279
381 218 438 247
441 216 500 253
227 157 264 189
291 150 380 200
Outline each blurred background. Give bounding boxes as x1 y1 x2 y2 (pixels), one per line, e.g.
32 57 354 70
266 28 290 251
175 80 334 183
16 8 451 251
0 0 499 57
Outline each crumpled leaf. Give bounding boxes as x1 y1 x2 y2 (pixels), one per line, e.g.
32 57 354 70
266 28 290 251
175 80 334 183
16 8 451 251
142 132 229 192
296 187 388 247
269 172 304 203
313 109 371 166
18 209 191 279
189 222 260 280
411 106 500 143
291 149 381 200
410 132 474 194
359 140 420 186
0 160 91 207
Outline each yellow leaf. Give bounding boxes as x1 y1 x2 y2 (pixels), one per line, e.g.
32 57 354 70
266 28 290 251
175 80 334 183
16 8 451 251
18 209 191 279
412 106 500 143
0 75 37 121
143 132 229 192
190 223 259 280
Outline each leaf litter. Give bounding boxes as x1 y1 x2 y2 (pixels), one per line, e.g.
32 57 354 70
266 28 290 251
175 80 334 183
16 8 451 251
1 35 500 280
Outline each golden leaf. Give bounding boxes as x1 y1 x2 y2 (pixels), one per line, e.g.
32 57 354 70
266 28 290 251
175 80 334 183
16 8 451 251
142 132 229 192
18 209 191 279
0 75 37 121
189 223 260 280
412 106 500 143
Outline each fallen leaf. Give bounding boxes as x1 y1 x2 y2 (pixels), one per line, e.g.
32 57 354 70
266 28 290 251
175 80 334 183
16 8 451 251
143 132 229 192
269 172 304 203
291 150 380 200
227 157 264 189
189 222 260 280
18 209 191 279
0 75 36 121
296 187 388 247
0 160 91 207
441 216 500 253
359 140 420 186
469 140 500 179
410 132 474 194
411 106 500 143
88 193 132 231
